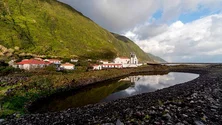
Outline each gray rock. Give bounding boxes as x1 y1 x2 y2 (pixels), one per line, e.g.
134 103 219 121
116 119 124 125
0 119 4 123
163 113 171 120
176 122 184 125
194 121 205 125
211 105 218 109
190 100 194 104
103 123 114 125
182 114 188 118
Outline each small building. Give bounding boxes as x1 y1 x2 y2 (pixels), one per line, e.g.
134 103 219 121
8 60 17 68
17 59 51 70
113 57 130 64
70 59 78 63
92 65 102 70
99 60 109 64
60 62 75 70
102 63 123 69
44 59 61 65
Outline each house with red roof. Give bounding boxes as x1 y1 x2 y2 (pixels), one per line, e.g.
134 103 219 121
17 59 51 70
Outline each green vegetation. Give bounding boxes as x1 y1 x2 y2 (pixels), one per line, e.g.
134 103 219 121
0 0 154 61
0 66 21 76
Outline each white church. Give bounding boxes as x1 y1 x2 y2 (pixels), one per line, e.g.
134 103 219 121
92 53 141 70
113 53 139 68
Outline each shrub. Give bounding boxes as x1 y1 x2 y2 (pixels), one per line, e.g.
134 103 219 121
0 66 22 76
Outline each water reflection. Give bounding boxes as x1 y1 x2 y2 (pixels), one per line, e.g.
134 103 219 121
101 72 199 102
31 72 199 113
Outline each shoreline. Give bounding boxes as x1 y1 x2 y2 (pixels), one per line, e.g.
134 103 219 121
2 65 222 124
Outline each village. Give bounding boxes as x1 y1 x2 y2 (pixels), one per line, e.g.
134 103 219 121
8 53 142 71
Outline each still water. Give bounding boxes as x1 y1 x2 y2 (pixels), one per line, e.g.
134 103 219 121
31 72 199 113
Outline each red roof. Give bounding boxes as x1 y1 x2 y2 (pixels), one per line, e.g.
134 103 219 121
17 59 51 65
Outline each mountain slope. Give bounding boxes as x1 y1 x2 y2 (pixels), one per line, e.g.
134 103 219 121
0 0 153 61
111 33 153 62
147 53 167 63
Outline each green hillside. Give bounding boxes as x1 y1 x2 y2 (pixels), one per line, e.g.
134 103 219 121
0 0 153 61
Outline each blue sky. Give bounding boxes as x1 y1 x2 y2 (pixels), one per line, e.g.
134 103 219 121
60 0 222 62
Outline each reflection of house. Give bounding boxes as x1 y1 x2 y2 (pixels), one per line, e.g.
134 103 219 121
44 59 61 65
60 63 75 70
17 59 51 70
102 64 123 69
119 76 140 83
92 65 102 70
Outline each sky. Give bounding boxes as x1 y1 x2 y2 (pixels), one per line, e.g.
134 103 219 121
59 0 222 62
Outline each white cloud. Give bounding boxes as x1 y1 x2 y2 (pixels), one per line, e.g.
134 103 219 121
59 0 222 32
125 14 222 62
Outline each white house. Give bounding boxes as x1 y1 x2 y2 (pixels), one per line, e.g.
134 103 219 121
92 65 102 70
17 59 51 70
113 57 130 64
102 63 123 69
60 62 75 70
8 60 17 68
70 59 79 63
44 59 61 65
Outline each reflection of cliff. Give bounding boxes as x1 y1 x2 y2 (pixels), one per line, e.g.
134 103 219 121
37 80 132 112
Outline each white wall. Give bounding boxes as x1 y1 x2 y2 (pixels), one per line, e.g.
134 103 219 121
62 66 75 70
114 58 130 64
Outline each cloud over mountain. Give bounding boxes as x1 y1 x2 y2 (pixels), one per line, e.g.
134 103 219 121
125 14 222 62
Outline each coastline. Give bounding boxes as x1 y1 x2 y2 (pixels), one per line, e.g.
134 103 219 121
2 65 222 124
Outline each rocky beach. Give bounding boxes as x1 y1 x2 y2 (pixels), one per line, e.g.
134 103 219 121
1 65 222 125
